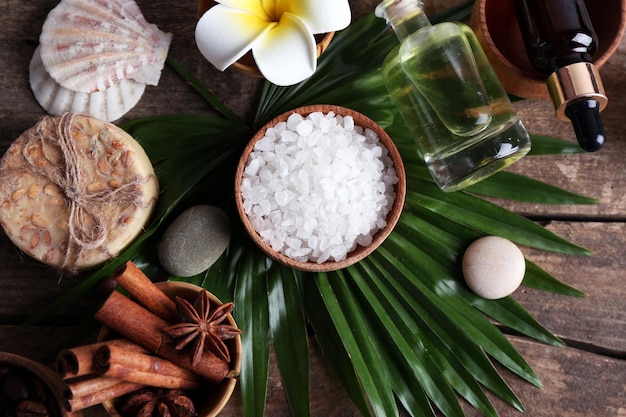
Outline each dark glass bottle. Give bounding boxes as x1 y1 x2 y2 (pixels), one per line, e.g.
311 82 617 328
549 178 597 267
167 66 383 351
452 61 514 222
513 0 608 152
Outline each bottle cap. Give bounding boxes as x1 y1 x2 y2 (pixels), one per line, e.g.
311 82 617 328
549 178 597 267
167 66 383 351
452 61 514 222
547 62 608 121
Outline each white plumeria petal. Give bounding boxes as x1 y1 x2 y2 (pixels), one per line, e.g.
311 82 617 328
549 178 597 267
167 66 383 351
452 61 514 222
252 12 316 86
276 0 351 34
215 0 270 19
195 5 275 71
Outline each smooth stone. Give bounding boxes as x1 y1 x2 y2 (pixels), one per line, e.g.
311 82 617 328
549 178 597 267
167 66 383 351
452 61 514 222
462 235 526 299
158 205 231 277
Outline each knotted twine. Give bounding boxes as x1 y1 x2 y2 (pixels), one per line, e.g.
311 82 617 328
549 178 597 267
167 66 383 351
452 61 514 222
0 113 151 271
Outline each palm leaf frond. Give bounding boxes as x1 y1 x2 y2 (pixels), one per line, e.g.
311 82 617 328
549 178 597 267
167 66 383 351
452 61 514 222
309 271 399 417
267 265 310 417
234 250 272 417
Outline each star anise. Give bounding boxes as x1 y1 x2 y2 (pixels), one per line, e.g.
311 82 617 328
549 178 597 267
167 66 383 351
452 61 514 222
163 289 242 367
119 388 197 417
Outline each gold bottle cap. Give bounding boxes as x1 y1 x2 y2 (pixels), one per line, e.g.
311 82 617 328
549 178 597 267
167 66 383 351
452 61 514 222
547 62 608 121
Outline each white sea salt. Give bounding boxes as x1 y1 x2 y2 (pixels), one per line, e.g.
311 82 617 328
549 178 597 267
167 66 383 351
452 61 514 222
242 111 399 264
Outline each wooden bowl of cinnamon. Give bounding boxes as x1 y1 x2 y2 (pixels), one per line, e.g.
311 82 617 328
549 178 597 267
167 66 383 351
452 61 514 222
88 266 242 417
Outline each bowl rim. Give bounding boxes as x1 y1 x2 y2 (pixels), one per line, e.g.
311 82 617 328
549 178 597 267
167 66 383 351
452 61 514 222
234 104 407 273
0 351 73 416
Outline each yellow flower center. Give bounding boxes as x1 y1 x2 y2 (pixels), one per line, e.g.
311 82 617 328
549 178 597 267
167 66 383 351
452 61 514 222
262 0 286 23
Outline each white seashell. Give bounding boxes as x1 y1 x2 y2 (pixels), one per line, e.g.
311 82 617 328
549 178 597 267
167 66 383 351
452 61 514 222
39 0 172 93
30 46 146 122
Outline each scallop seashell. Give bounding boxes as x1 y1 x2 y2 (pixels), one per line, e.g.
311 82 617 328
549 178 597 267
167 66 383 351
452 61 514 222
39 0 172 93
30 46 146 122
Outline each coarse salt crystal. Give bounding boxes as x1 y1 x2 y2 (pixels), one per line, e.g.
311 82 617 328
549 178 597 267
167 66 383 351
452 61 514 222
255 137 274 152
343 116 355 131
244 157 260 176
287 113 304 130
296 119 314 136
308 111 324 126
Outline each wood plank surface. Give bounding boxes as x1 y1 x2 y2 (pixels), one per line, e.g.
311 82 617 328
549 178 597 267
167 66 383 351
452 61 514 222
1 0 625 417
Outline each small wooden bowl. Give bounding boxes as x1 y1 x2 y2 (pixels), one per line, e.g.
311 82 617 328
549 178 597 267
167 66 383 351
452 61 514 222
197 0 334 78
470 0 626 99
234 104 407 273
0 352 73 417
101 281 242 417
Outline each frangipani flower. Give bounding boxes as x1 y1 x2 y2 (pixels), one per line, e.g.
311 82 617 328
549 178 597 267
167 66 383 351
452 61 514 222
195 0 351 86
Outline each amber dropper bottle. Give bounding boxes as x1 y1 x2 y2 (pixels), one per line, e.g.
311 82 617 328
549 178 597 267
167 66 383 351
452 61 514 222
513 0 608 151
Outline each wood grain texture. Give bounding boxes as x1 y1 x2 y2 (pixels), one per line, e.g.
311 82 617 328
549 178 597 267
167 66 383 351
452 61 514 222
1 0 625 416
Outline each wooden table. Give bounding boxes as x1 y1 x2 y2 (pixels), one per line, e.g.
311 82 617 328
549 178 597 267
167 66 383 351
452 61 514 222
1 1 625 416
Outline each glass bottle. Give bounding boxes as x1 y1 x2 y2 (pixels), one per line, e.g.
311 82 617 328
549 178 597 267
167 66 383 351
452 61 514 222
376 0 531 192
513 0 607 152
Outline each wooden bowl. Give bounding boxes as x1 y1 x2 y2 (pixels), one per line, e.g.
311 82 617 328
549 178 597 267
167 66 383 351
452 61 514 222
101 281 242 417
197 0 334 78
0 352 73 417
234 104 407 273
470 0 626 99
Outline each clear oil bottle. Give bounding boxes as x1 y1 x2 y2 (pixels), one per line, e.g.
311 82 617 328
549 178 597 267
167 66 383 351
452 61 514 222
376 0 531 192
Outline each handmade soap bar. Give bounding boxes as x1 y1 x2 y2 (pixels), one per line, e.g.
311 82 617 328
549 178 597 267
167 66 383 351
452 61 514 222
0 113 158 271
462 235 526 299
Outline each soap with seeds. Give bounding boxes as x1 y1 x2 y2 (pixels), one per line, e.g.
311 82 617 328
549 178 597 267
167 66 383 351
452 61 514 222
0 113 158 271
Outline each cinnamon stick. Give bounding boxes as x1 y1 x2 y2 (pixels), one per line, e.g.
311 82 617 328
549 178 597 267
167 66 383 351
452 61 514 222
94 290 229 384
111 261 179 322
67 380 144 412
93 343 201 389
56 339 147 379
67 376 120 398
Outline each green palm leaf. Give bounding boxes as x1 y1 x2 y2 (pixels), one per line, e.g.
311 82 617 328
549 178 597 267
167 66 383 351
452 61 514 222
310 271 399 417
234 250 272 417
407 181 589 255
465 169 598 204
303 275 375 417
357 257 525 414
267 265 310 417
527 134 588 155
345 262 491 417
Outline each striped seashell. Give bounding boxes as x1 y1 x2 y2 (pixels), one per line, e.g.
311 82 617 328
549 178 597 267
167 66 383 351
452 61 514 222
29 46 145 122
39 0 172 93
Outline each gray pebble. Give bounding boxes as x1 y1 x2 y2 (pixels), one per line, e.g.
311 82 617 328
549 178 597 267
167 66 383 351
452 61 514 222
158 205 231 277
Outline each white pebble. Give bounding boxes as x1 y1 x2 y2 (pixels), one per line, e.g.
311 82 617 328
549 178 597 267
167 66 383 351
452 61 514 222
462 236 526 299
242 111 398 264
